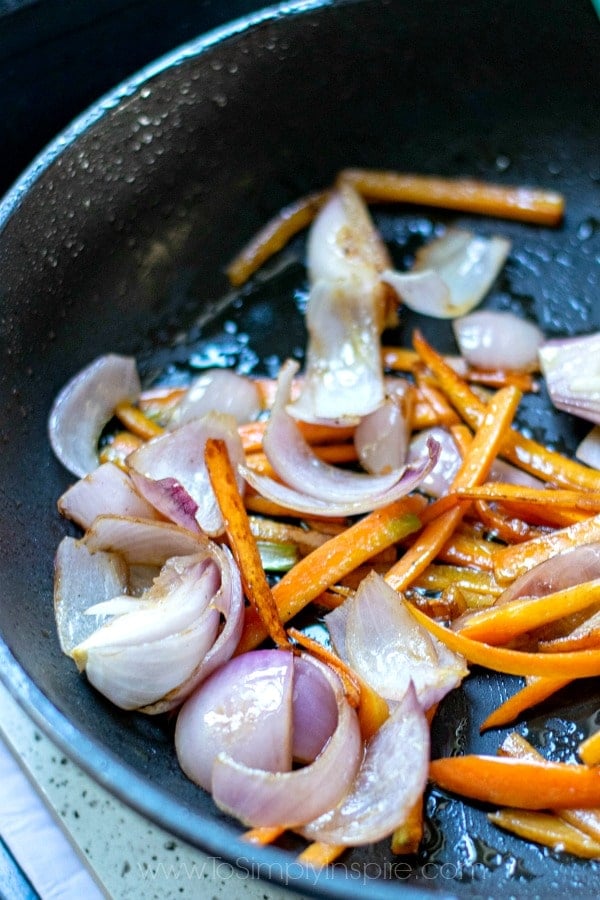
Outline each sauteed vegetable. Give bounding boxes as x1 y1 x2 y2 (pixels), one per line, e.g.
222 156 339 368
48 169 600 867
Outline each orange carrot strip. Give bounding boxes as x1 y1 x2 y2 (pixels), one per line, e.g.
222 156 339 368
466 370 538 392
579 731 600 767
413 329 600 492
390 800 425 855
473 500 540 544
239 418 356 453
297 842 346 867
457 483 600 510
205 438 289 648
488 809 600 857
386 385 521 592
480 676 573 731
288 627 389 741
493 513 600 584
500 732 600 843
407 602 600 678
226 190 330 286
457 578 600 646
491 497 587 529
114 401 164 440
339 168 565 226
243 826 285 845
138 386 187 419
236 495 426 653
437 529 497 571
429 755 600 809
413 379 460 427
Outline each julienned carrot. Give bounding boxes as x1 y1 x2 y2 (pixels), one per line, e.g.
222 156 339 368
288 627 389 741
480 676 573 731
297 841 346 868
488 809 600 858
456 578 600 646
411 563 502 597
493 513 600 584
390 800 425 855
473 500 540 544
226 190 330 286
243 826 285 845
407 602 600 678
382 346 537 392
236 495 426 653
429 755 600 809
457 483 600 510
204 438 289 649
413 330 600 492
579 730 600 767
338 168 565 225
386 385 522 592
500 732 600 844
114 401 165 440
98 431 143 467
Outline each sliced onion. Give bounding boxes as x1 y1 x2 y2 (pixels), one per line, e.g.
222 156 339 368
354 394 410 475
210 656 362 828
127 411 245 535
383 228 511 318
291 656 340 764
83 515 207 565
128 473 200 533
167 369 262 429
246 359 439 516
54 537 128 655
176 650 296 791
289 185 391 423
326 571 467 712
408 427 461 498
539 333 600 425
299 682 429 846
453 310 544 372
576 426 600 469
72 542 243 712
57 462 161 530
494 543 600 606
48 354 140 477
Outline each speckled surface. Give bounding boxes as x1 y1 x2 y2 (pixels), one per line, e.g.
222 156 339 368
0 681 302 899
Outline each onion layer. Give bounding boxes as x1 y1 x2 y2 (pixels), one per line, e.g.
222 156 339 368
453 310 544 372
167 369 261 428
539 333 600 425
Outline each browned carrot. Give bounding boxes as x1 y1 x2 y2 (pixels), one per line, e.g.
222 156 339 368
288 627 389 741
114 401 164 440
480 677 573 731
236 495 426 653
205 438 289 648
437 528 498 571
429 755 600 809
338 168 565 225
386 385 521 592
457 483 600 510
488 809 600 857
474 500 541 544
579 730 600 767
226 190 330 286
390 800 425 855
408 602 600 678
413 329 600 492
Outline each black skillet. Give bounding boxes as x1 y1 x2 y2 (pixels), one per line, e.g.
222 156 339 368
1 1 599 897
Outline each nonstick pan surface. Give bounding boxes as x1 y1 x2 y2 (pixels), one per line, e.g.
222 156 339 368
1 1 599 897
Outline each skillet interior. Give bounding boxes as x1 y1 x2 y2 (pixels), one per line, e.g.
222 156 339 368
1 0 599 896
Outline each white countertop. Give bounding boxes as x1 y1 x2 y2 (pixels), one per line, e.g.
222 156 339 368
0 680 303 899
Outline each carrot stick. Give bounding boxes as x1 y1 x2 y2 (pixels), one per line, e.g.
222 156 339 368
390 800 425 855
288 627 389 741
382 347 537 391
500 732 600 843
488 809 600 857
437 528 497 571
243 826 285 845
456 578 600 646
338 169 565 226
114 401 164 440
429 755 600 809
226 190 330 286
480 676 572 731
412 564 502 598
407 602 600 678
579 731 600 767
386 385 522 592
98 430 143 467
413 330 600 492
457 483 600 510
493 513 600 584
473 500 540 544
205 438 290 648
239 419 356 453
236 495 425 653
297 842 346 867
